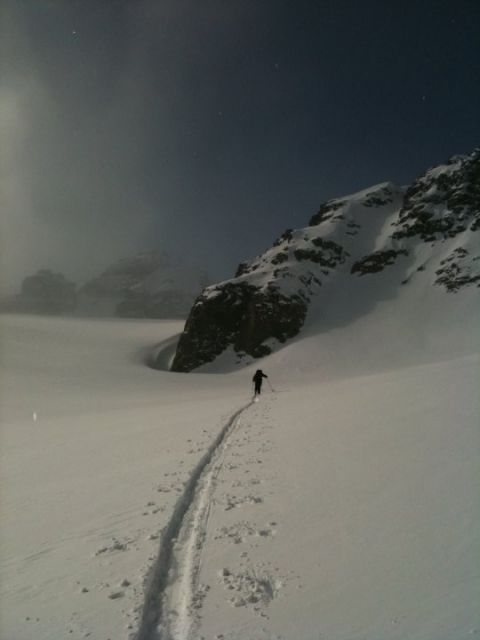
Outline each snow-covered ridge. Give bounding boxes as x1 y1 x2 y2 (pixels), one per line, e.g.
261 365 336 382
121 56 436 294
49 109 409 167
227 181 404 296
171 150 480 372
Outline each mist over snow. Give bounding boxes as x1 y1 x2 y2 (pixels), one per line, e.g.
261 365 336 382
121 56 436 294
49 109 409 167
77 250 209 318
0 249 209 320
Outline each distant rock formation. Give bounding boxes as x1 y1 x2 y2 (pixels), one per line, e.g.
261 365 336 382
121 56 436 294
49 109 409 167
78 250 208 318
1 269 77 315
171 149 480 372
1 250 209 319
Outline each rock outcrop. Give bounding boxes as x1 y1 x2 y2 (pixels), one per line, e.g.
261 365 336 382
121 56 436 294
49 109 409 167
171 283 308 372
171 150 480 372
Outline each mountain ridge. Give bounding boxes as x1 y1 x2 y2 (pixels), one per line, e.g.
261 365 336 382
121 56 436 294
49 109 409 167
78 249 208 318
1 250 208 319
170 149 480 372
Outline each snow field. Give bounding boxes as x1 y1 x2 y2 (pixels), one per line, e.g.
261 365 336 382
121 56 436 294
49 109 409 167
190 357 480 640
0 315 251 640
1 311 479 640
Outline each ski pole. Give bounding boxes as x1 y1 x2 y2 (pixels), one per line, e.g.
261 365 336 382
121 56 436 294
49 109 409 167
267 378 275 392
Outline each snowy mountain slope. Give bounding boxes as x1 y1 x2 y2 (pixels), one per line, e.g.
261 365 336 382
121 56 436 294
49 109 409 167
78 250 208 318
171 150 480 372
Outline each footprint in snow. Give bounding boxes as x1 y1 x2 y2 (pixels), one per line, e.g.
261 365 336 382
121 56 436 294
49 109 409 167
223 494 263 511
219 567 282 612
214 521 277 544
94 538 129 555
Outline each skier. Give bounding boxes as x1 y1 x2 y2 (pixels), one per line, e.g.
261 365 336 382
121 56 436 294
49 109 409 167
252 369 268 396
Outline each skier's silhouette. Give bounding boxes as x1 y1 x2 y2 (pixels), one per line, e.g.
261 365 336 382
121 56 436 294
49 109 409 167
252 369 268 395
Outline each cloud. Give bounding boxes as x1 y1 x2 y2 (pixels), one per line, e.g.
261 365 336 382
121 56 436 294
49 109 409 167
0 0 268 295
1 2 163 293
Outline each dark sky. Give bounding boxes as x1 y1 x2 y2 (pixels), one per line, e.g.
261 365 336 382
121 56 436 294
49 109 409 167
2 0 479 293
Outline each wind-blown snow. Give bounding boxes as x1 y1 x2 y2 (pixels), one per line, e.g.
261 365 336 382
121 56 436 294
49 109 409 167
1 304 479 639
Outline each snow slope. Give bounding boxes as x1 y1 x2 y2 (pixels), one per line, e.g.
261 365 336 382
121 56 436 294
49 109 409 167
1 309 478 640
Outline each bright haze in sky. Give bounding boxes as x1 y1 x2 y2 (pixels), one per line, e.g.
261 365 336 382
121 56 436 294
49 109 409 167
1 0 479 295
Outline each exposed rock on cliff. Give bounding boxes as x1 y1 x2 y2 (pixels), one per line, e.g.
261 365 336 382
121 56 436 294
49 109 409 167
171 150 480 372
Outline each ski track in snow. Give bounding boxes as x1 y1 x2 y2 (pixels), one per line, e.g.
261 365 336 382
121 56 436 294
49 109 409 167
135 401 253 640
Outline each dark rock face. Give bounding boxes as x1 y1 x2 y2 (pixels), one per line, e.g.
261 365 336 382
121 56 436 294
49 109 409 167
435 248 480 292
351 250 409 275
270 251 289 265
297 238 349 267
170 220 354 371
170 283 307 372
10 269 77 314
363 186 395 208
392 150 480 242
308 200 345 226
272 228 294 246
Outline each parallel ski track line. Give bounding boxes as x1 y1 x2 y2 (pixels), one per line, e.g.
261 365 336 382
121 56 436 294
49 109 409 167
135 401 253 640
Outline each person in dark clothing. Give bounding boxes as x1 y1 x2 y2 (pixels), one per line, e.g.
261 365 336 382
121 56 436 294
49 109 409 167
252 369 268 395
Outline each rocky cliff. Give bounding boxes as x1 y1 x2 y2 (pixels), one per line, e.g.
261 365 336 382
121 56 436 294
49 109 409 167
171 149 480 372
